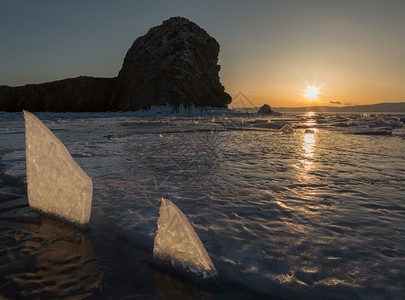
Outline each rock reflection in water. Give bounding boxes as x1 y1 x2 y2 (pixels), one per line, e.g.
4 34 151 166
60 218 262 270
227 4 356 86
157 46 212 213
0 212 102 299
154 272 212 300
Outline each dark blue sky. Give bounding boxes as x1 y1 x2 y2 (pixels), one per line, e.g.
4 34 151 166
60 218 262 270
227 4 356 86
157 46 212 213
1 0 404 106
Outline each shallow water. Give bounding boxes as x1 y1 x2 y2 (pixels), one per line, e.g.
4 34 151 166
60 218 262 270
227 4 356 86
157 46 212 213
1 110 404 299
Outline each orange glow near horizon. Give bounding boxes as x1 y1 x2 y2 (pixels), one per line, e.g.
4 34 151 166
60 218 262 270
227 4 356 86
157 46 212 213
222 54 405 108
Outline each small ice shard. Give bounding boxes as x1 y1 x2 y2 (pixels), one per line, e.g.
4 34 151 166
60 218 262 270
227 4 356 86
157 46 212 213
24 111 92 225
280 123 294 133
153 198 217 279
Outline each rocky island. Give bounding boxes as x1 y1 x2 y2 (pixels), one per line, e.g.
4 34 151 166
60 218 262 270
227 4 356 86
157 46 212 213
0 17 231 112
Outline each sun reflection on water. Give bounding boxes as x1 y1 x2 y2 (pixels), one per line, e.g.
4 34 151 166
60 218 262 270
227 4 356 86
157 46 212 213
295 113 322 214
301 112 318 174
303 131 316 160
304 111 317 128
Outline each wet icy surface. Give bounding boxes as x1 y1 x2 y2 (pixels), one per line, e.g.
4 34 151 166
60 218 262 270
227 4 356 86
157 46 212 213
1 110 405 298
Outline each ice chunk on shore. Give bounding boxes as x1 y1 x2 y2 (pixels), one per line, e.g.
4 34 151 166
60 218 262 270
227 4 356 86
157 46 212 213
153 198 217 279
280 123 294 133
24 111 92 225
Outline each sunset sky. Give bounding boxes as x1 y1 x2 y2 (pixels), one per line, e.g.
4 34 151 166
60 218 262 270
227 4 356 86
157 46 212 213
1 0 404 108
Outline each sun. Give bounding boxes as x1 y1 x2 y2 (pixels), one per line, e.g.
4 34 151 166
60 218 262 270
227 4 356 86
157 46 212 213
304 86 319 100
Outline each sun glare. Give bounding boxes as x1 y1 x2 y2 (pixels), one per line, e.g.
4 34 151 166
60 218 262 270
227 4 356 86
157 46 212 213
305 86 319 100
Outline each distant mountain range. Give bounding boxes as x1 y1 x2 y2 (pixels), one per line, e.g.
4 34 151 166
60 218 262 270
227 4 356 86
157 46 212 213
274 102 405 113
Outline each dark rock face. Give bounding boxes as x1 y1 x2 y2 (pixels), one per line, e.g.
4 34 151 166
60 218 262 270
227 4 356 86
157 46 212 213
258 104 281 115
0 77 116 112
0 17 231 112
258 104 272 114
111 17 231 110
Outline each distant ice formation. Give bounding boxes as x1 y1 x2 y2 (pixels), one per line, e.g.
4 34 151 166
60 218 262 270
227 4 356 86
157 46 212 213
280 123 294 133
352 127 393 135
24 111 92 225
304 129 316 134
153 198 218 279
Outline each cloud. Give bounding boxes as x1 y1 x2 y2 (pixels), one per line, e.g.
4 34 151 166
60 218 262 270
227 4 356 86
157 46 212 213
344 102 352 106
329 100 341 105
247 40 265 48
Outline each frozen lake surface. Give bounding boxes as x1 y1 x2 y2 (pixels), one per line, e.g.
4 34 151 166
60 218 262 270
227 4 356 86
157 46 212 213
1 110 404 299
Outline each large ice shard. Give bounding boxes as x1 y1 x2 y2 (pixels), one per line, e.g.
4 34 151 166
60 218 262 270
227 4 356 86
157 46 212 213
24 111 92 225
153 198 217 279
280 123 294 133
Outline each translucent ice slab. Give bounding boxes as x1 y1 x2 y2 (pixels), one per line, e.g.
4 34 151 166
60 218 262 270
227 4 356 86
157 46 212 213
24 111 92 225
280 123 294 132
153 198 217 279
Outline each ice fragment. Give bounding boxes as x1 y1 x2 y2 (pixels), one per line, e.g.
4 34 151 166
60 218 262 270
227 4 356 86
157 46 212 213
153 198 217 279
24 111 92 225
280 123 294 133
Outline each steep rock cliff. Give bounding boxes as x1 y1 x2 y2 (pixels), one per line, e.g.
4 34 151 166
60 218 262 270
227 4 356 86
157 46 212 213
111 17 231 110
0 17 231 112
